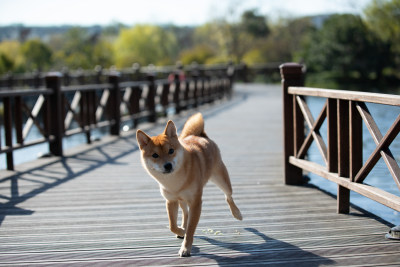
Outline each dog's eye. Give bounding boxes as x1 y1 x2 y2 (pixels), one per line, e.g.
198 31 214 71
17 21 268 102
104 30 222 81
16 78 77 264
152 153 159 158
168 148 174 155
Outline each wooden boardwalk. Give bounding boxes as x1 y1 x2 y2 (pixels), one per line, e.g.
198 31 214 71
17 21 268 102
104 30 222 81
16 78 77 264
0 84 399 266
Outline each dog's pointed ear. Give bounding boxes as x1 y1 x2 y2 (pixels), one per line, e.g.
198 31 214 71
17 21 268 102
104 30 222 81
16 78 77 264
164 120 177 138
136 130 151 149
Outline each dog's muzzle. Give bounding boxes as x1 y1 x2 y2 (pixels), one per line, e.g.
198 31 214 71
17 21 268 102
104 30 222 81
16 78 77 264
163 162 173 173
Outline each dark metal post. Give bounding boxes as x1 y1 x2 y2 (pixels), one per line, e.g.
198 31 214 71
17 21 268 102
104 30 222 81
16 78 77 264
45 72 64 157
108 72 121 136
280 63 304 185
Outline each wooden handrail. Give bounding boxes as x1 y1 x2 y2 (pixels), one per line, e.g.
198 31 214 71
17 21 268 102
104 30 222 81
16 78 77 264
0 64 235 170
289 86 400 106
280 62 400 214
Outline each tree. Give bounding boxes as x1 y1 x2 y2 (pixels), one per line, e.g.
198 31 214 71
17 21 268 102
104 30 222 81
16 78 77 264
364 0 400 77
193 9 270 64
21 39 52 71
240 9 269 38
364 0 400 46
300 14 389 86
48 27 114 70
242 17 314 65
179 44 215 64
92 40 114 68
0 53 14 74
0 40 25 73
113 25 177 67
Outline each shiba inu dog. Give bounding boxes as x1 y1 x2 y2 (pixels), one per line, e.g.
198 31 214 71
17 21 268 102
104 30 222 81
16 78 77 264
136 113 242 257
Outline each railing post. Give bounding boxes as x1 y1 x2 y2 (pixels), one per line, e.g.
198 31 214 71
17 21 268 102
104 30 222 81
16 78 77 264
280 63 304 185
327 99 338 173
147 73 156 123
173 72 181 114
4 97 14 170
227 63 235 99
350 101 363 182
192 71 199 108
337 99 350 213
45 72 64 157
108 72 121 136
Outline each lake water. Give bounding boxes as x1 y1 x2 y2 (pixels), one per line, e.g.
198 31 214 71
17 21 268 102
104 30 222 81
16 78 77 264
306 96 400 225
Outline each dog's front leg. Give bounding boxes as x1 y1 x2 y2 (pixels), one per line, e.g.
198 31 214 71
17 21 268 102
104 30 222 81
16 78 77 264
179 197 202 257
179 201 188 233
166 200 185 237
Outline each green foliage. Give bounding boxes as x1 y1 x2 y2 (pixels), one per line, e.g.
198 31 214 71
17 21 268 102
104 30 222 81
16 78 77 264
364 0 400 45
364 0 400 78
300 14 393 88
0 40 24 74
114 24 177 67
49 27 114 70
0 3 399 89
243 17 314 65
190 9 270 64
21 39 52 71
179 44 215 65
0 53 13 74
240 9 270 38
194 22 229 60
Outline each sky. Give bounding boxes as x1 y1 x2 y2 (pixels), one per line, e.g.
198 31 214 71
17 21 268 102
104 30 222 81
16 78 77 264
0 0 372 26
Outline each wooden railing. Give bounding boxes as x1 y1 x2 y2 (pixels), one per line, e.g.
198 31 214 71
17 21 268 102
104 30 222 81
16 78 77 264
280 62 400 214
0 64 235 170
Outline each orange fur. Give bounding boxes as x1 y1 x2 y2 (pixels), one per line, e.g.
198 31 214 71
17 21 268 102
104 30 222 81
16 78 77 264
136 113 242 257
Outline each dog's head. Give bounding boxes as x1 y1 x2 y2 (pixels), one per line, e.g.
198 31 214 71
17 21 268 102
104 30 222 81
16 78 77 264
136 120 183 175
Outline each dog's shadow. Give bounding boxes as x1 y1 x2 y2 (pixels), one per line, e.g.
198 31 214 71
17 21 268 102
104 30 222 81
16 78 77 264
194 227 334 266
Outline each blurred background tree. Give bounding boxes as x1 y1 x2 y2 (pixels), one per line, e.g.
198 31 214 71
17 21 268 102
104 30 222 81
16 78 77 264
0 40 25 73
21 39 52 71
0 0 399 91
113 24 177 67
364 0 400 80
50 27 114 70
299 14 391 88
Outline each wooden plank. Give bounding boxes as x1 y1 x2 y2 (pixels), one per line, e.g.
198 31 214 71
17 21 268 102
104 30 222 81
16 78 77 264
293 93 304 158
327 99 338 173
280 63 304 185
22 94 46 140
290 156 400 211
289 86 400 106
296 99 327 160
0 84 398 266
296 96 327 165
337 99 350 213
355 102 400 188
350 101 363 182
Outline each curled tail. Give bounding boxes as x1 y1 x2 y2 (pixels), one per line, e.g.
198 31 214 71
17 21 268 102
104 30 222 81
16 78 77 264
180 113 208 139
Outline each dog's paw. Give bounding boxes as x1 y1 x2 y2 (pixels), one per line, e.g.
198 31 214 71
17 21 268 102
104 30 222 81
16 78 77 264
175 227 185 237
178 246 191 257
170 226 185 237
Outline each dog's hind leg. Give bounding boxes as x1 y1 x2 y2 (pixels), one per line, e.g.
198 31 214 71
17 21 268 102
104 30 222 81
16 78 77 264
211 162 243 221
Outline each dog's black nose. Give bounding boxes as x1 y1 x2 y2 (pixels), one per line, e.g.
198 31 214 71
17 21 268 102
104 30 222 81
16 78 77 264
164 163 173 172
